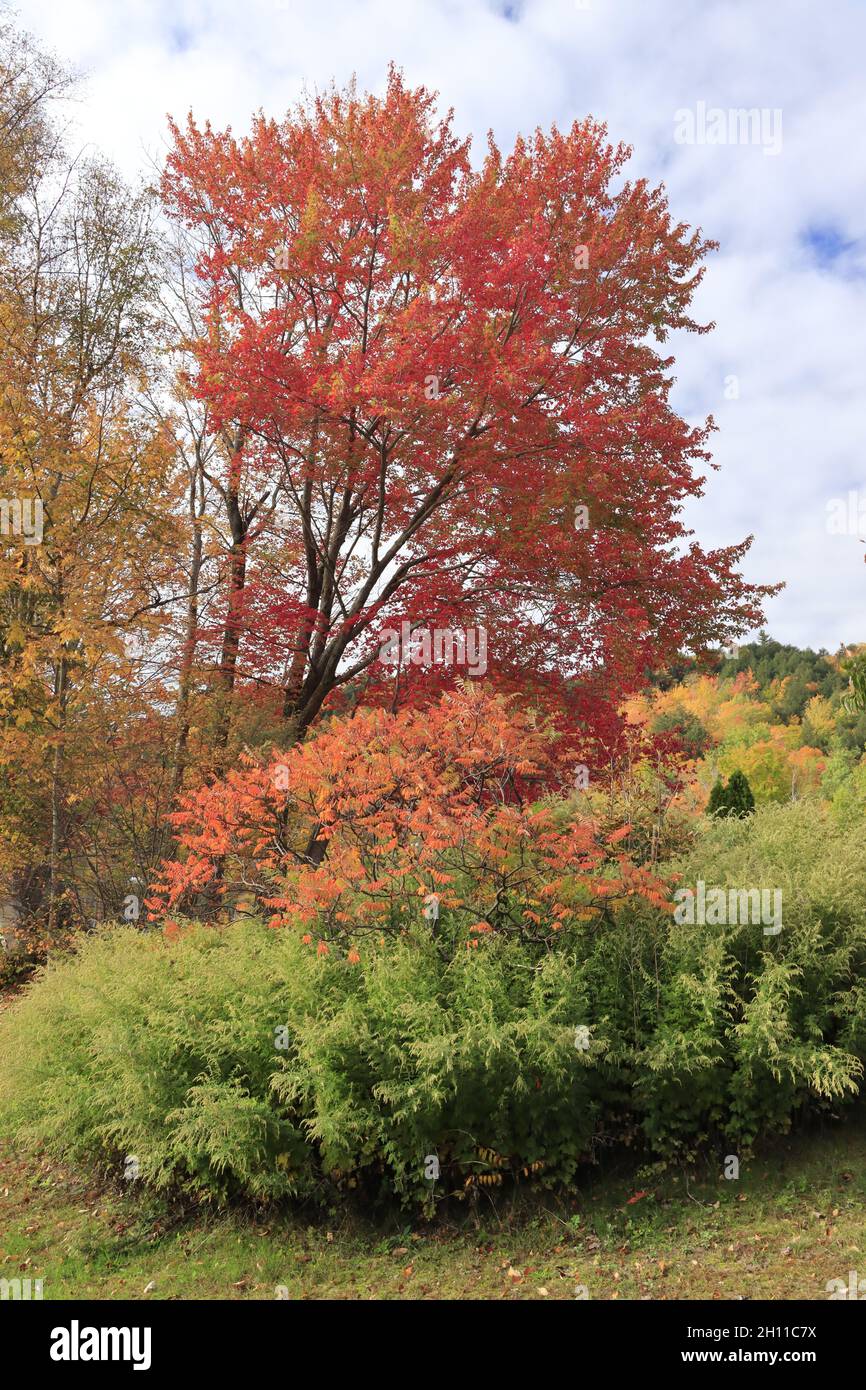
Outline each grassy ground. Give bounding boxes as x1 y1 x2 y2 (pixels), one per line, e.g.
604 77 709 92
1 1115 864 1300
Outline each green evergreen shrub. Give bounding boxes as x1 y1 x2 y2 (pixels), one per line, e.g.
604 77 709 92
708 769 756 818
1 800 864 1207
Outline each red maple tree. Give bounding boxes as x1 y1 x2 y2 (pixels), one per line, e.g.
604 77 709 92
161 69 773 756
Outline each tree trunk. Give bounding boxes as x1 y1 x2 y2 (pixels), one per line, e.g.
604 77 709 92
212 483 247 772
169 464 205 805
47 655 68 936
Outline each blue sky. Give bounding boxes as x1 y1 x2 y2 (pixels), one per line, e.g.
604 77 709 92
11 0 866 651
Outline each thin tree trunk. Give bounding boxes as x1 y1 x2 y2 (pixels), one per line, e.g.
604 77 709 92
169 463 205 804
47 654 68 936
212 469 248 772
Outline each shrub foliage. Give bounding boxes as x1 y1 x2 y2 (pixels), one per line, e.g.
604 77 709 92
2 802 865 1209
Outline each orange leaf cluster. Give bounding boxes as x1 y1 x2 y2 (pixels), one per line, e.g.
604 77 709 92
150 685 665 943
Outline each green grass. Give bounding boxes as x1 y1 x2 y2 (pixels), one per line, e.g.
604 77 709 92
2 1115 865 1300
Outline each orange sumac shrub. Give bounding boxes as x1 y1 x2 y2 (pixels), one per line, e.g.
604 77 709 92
150 686 667 952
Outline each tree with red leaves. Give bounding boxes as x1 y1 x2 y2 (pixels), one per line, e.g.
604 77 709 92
161 68 773 758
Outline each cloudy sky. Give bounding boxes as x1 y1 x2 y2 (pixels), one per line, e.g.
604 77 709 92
10 0 866 651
